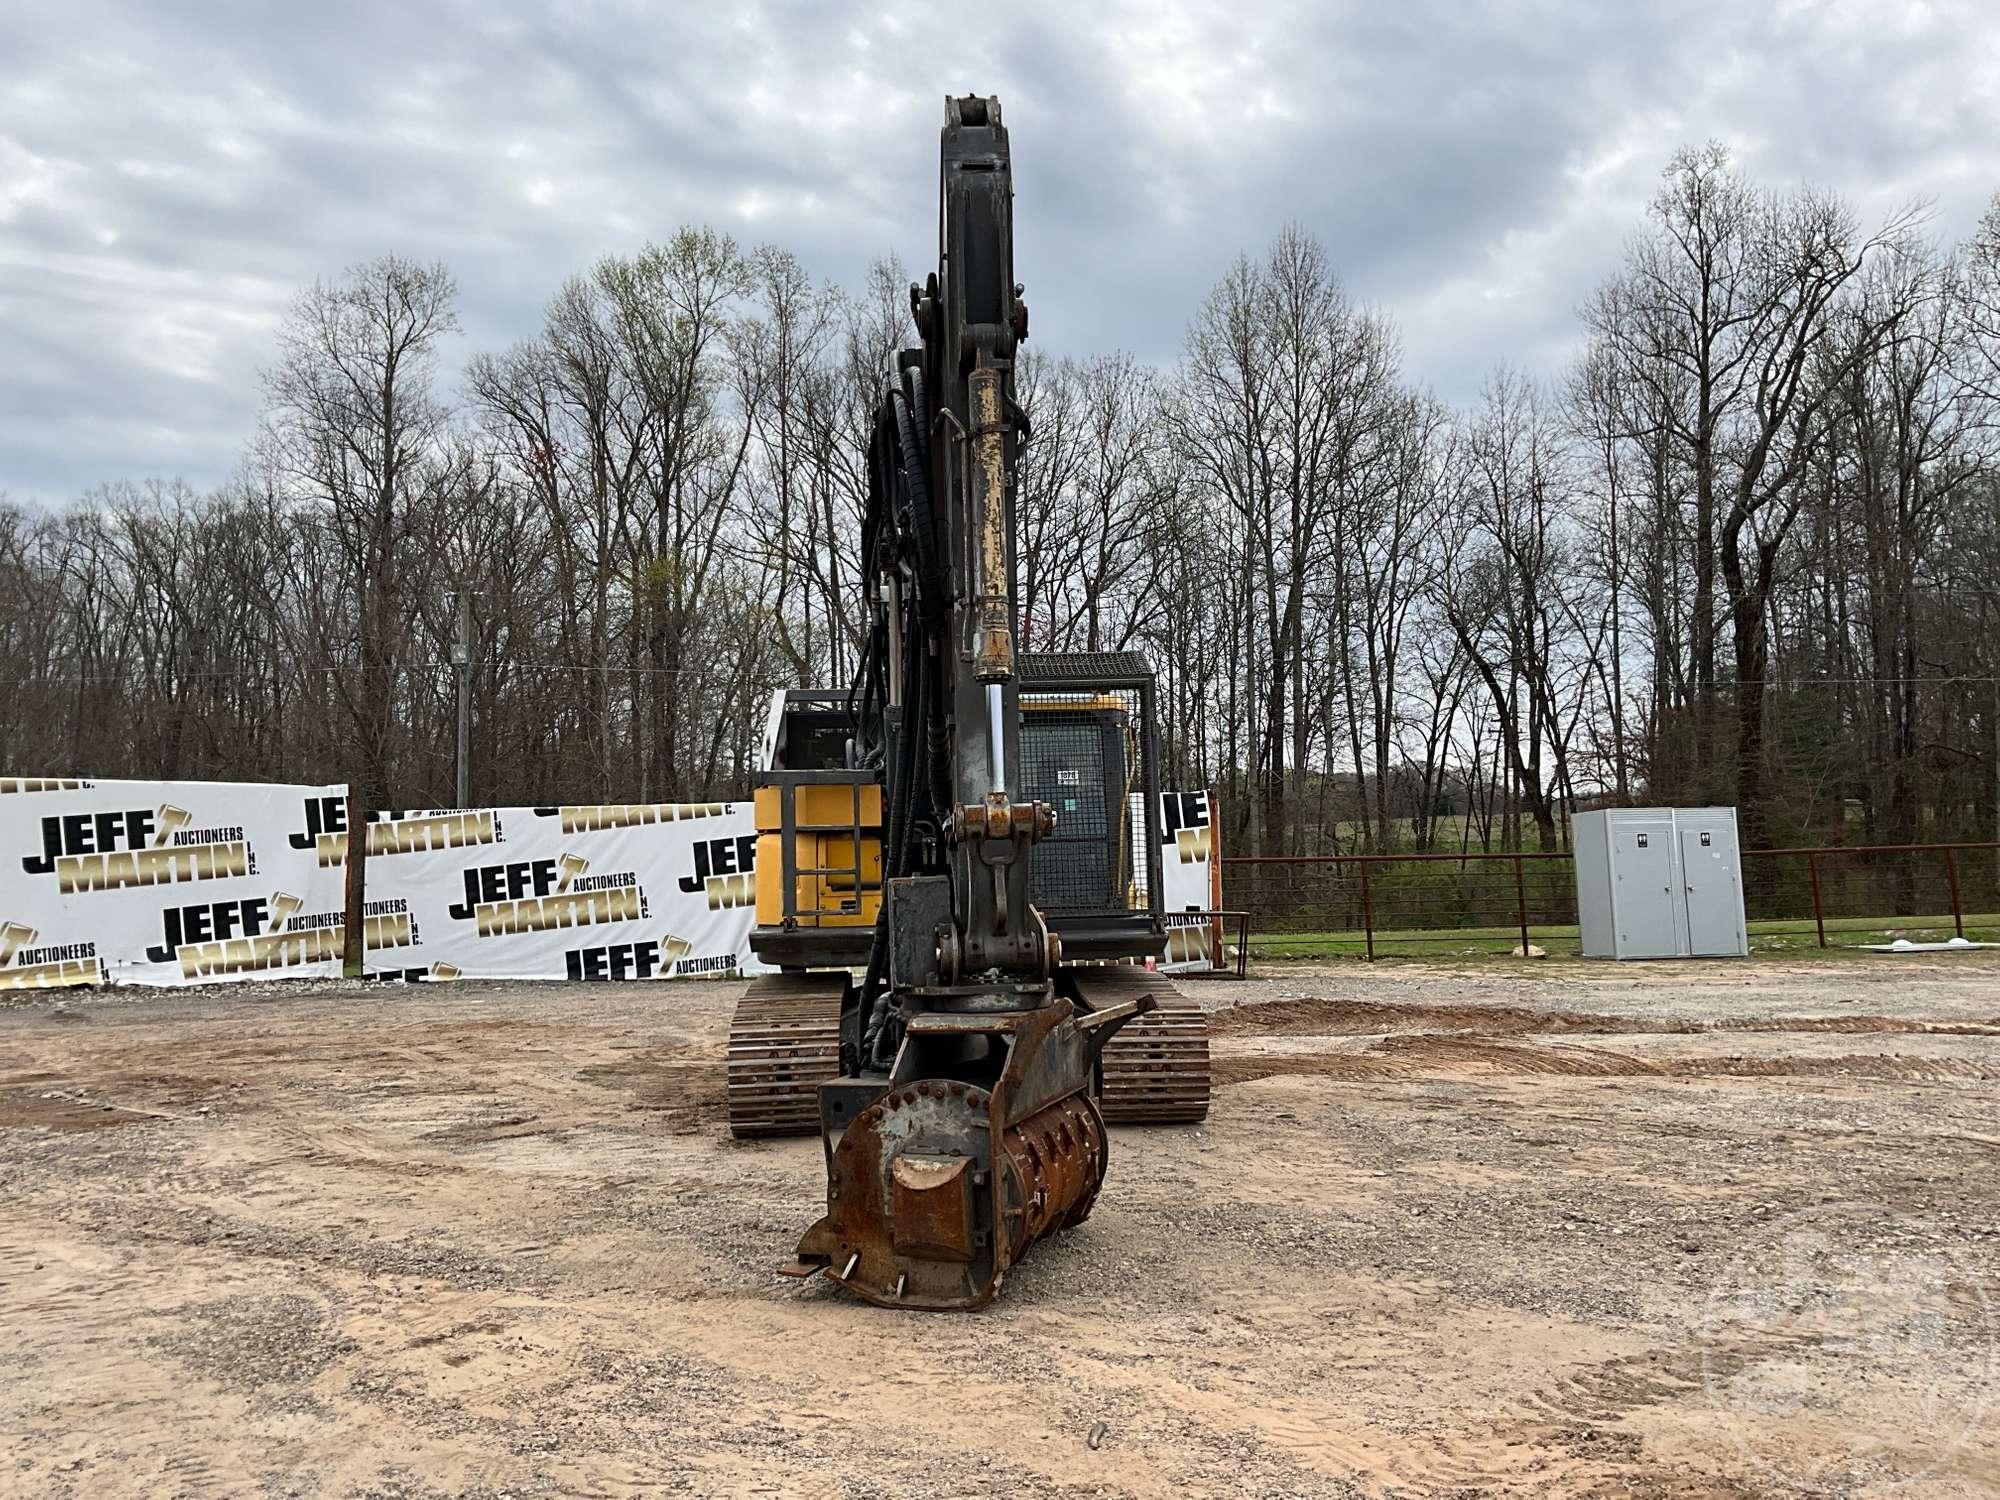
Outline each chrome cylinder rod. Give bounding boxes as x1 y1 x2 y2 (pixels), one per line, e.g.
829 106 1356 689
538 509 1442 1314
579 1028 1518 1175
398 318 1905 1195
986 682 1006 792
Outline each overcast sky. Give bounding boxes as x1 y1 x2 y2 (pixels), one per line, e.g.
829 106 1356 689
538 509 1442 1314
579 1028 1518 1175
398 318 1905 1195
4 0 1997 506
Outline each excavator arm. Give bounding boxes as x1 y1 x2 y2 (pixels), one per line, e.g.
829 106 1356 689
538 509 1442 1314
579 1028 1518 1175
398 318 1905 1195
732 95 1210 1309
852 94 1055 1073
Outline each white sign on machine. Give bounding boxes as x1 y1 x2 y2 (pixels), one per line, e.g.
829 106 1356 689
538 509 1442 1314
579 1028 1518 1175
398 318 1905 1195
0 777 350 988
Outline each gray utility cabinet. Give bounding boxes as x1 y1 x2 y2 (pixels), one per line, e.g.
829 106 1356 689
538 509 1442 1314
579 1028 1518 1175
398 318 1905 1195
1572 807 1748 959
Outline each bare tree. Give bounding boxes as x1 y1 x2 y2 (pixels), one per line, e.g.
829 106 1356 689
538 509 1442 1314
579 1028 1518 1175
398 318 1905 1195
16 167 2000 885
259 254 463 812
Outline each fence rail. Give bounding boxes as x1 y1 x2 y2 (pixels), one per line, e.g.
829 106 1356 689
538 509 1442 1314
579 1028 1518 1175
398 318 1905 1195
1222 841 2000 959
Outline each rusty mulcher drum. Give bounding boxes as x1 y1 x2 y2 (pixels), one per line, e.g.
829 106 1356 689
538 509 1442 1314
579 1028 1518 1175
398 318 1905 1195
995 1091 1107 1252
726 973 848 1138
796 1067 1110 1308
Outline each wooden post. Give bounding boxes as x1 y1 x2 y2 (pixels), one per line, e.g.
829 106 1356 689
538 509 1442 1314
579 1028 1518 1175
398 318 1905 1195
1945 847 1964 940
341 790 366 978
1808 853 1827 950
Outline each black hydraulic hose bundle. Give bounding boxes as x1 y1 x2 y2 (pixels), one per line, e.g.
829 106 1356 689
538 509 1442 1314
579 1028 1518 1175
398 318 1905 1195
844 401 897 752
891 386 944 621
859 626 924 1069
899 363 932 496
855 373 942 1069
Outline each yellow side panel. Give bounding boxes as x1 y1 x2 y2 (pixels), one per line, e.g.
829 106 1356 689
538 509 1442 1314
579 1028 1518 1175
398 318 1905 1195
754 782 884 831
752 777 885 929
755 833 787 925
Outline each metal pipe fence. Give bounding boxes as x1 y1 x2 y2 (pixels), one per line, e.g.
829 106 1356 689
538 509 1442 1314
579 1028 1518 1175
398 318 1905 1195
1223 841 2000 959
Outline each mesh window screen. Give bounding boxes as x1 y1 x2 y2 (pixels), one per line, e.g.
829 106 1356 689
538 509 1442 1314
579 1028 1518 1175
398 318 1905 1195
1020 693 1136 913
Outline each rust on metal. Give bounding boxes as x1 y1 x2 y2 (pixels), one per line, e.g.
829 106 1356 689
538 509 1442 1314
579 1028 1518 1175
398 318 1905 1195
950 795 1051 843
889 1153 977 1261
790 995 1145 1310
996 1093 1106 1253
969 364 1014 683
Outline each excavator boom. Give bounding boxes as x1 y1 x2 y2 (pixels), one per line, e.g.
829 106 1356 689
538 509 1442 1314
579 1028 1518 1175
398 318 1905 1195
730 95 1210 1309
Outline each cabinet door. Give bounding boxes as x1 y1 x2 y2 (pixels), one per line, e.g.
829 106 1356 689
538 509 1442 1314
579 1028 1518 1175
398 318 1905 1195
1680 827 1743 955
1612 822 1678 957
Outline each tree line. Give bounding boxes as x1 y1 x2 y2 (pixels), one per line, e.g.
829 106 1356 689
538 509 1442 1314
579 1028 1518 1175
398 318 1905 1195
4 146 1999 859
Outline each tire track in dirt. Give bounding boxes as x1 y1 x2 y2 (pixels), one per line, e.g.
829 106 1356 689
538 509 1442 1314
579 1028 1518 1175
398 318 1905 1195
1211 995 2000 1088
1215 1037 2000 1087
1211 996 2000 1039
576 1041 728 1133
1253 1336 1795 1498
0 1088 161 1131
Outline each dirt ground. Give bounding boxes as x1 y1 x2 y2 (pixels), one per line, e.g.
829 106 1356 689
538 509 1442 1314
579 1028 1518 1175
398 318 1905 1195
5 956 2000 1499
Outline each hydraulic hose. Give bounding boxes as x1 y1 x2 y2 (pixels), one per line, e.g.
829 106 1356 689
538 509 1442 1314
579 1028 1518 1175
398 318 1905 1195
860 604 925 1070
900 363 932 478
891 389 945 620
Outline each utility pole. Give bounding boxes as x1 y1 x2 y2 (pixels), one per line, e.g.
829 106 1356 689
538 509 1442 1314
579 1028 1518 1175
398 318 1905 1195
1988 597 1999 854
452 589 473 810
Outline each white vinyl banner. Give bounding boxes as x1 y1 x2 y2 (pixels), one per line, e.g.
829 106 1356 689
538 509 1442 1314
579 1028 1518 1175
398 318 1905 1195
360 802 768 982
0 777 349 989
1 779 1215 989
1158 789 1218 972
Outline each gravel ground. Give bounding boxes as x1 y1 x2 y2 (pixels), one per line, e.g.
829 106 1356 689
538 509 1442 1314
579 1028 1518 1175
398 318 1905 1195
4 955 1999 1498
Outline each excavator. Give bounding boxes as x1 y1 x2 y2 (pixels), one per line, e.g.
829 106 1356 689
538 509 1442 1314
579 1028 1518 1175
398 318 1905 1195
723 95 1210 1310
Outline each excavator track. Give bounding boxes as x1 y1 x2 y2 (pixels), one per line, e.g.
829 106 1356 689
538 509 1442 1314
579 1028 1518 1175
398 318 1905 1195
1069 968 1212 1124
726 973 849 1139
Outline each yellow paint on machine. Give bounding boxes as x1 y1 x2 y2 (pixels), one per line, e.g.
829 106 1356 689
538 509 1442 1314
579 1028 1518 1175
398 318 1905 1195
752 783 883 929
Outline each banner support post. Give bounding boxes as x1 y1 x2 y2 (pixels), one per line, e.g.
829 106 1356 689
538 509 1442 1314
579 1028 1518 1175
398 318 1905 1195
343 791 366 977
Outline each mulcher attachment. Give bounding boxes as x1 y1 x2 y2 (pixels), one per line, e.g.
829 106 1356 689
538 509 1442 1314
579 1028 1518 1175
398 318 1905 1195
785 986 1153 1310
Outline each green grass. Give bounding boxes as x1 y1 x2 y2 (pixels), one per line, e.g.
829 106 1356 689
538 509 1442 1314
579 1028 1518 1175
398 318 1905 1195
1247 912 2000 961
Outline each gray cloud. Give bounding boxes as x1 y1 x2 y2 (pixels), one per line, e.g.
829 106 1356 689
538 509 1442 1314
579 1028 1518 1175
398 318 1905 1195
3 0 1996 503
